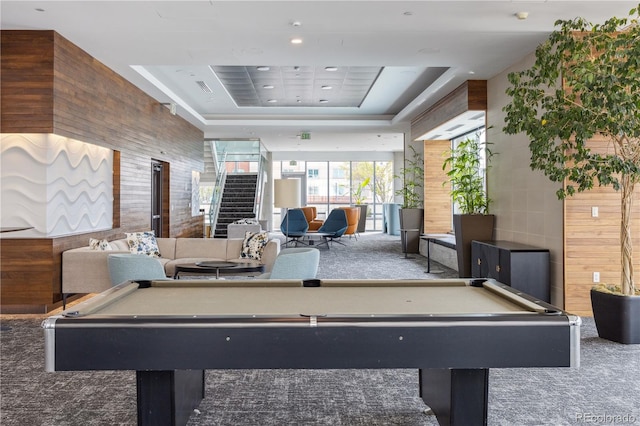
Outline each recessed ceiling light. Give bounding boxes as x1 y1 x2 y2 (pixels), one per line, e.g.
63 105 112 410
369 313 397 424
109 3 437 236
256 66 270 71
403 11 413 16
267 99 278 103
35 8 45 12
319 99 329 103
291 21 302 27
263 85 275 89
290 38 303 44
321 85 332 90
325 66 338 71
515 11 529 20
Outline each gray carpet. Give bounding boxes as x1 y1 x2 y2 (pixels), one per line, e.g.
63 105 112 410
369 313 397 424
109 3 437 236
1 232 639 426
310 231 456 280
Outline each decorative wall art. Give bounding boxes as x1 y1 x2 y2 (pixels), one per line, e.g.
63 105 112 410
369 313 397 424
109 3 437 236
0 134 113 237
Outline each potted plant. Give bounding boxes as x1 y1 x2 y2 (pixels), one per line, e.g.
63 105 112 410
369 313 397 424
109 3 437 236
443 134 495 277
352 177 371 233
395 145 424 253
503 6 640 343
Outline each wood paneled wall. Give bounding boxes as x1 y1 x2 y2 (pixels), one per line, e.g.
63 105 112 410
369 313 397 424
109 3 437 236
411 80 487 141
564 136 640 315
0 31 54 132
423 140 452 233
411 80 487 234
0 30 205 312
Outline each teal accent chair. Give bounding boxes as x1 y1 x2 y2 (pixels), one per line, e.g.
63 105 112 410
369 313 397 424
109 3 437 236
107 253 169 286
257 247 320 280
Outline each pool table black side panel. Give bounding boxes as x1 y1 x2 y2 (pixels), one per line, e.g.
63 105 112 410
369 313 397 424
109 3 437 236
50 320 572 371
419 368 489 426
136 370 204 426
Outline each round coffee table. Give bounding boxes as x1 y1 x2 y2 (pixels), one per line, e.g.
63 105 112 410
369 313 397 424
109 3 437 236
173 261 265 279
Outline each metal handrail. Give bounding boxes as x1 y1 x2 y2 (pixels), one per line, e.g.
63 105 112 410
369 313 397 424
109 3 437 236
208 150 227 237
252 154 267 219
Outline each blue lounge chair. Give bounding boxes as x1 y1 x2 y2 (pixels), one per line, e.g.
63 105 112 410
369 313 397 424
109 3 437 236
317 209 348 248
280 208 309 247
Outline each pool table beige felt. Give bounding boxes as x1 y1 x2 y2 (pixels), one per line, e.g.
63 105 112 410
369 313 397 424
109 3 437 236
71 278 543 318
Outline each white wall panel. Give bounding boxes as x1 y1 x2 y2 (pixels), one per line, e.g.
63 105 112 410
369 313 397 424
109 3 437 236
1 134 113 237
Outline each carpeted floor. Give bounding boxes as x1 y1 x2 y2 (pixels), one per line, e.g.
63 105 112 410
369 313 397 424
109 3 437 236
1 232 639 425
311 231 455 280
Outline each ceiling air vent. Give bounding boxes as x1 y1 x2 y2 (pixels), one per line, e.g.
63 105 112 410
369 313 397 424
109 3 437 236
196 81 213 93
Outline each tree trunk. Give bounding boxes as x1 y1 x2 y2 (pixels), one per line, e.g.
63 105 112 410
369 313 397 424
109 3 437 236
620 175 635 295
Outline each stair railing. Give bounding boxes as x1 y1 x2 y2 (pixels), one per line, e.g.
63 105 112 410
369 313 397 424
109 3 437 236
252 155 266 220
208 150 227 237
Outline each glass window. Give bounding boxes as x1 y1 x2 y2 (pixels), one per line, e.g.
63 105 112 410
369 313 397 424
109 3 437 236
271 159 394 231
331 168 346 179
450 127 487 215
329 162 350 204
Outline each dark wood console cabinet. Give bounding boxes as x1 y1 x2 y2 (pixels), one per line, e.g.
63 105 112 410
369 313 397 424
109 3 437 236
471 240 550 302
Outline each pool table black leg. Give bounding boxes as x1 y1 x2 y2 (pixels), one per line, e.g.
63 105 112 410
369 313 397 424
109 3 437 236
136 369 205 426
419 368 488 426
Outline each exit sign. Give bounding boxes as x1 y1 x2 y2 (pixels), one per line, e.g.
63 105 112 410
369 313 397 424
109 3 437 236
300 132 311 140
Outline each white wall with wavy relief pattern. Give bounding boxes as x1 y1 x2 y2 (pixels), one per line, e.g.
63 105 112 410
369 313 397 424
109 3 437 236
1 134 113 237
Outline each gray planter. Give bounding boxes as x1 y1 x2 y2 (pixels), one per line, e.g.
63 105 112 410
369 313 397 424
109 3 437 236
399 208 424 253
354 204 368 233
453 214 495 277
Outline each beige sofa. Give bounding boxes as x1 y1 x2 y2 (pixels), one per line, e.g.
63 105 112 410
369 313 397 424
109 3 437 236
62 237 280 296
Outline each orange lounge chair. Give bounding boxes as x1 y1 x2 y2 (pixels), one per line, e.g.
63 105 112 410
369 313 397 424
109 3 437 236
338 207 360 239
300 206 324 231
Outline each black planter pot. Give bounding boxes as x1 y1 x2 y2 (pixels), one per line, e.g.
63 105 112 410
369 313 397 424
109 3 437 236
452 214 495 278
354 204 368 233
591 288 640 344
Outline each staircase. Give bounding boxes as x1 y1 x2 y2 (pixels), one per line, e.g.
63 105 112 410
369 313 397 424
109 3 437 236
214 174 258 238
201 141 218 185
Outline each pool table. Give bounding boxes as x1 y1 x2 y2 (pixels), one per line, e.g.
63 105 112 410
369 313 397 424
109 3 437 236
43 278 581 426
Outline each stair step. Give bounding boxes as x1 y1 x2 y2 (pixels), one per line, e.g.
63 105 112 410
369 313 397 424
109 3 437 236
211 173 260 238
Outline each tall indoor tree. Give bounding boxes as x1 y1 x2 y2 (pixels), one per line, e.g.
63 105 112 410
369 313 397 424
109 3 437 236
503 5 640 296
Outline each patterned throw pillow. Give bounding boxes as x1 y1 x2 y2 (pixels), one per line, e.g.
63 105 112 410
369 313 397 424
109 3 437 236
240 231 268 261
89 238 112 251
125 231 161 257
234 218 259 225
